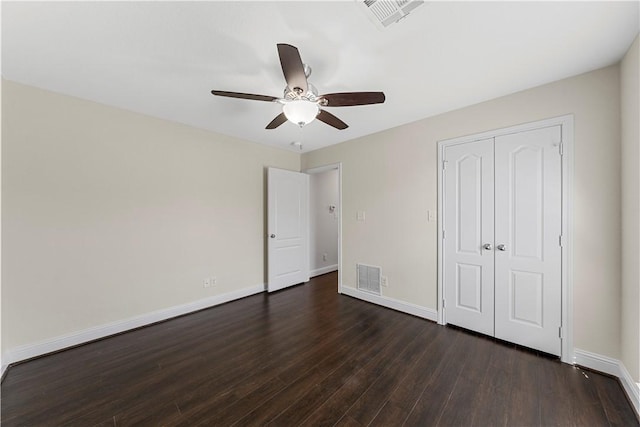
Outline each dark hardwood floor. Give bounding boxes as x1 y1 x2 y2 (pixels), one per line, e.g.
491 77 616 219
1 272 637 426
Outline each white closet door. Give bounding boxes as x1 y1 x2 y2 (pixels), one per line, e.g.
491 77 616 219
443 138 495 336
494 126 562 355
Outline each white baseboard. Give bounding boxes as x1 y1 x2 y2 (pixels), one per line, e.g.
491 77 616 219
574 348 639 416
573 348 620 376
619 361 640 416
310 264 338 278
4 283 265 367
1 358 7 379
341 286 438 322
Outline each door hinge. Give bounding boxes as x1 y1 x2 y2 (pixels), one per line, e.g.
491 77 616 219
442 230 446 239
559 235 564 247
442 299 446 308
559 326 563 339
442 160 448 170
559 142 563 156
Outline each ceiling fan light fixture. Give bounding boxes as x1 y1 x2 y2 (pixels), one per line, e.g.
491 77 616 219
283 100 319 127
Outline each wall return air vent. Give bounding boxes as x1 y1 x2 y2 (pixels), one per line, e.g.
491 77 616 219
358 0 425 29
357 263 382 295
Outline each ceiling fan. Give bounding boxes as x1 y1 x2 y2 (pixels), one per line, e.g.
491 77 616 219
211 44 386 130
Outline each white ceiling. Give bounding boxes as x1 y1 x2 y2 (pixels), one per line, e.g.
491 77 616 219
2 1 639 153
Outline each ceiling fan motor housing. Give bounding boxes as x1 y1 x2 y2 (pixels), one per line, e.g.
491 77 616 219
284 82 319 102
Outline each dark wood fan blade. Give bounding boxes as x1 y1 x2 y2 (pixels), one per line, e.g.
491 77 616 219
317 109 348 130
266 113 288 130
211 90 278 102
277 44 308 94
320 92 386 107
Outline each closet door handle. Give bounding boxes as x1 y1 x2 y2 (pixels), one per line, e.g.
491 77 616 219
482 243 492 250
497 244 506 251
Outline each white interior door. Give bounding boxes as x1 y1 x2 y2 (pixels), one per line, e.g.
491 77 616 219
443 138 495 336
442 126 563 356
494 126 562 355
267 167 309 292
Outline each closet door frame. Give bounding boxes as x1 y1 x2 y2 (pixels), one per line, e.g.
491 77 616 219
437 114 574 364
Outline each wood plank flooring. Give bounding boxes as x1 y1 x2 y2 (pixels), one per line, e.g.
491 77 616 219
1 272 637 426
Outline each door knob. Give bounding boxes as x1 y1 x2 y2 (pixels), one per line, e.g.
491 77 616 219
497 244 506 251
482 243 492 250
270 234 276 238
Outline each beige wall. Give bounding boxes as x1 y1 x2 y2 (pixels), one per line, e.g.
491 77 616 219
1 80 299 352
621 34 640 383
0 80 3 368
303 65 622 359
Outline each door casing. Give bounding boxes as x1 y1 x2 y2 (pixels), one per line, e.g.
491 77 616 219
437 115 574 364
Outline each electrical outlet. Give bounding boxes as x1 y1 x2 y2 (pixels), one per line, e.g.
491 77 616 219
211 277 217 286
322 253 328 262
381 276 388 287
203 278 211 288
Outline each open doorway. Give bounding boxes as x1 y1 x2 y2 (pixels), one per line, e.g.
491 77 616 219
305 164 341 292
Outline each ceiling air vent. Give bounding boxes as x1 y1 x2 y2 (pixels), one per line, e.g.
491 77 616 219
359 0 425 29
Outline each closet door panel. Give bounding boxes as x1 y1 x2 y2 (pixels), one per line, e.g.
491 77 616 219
443 138 495 336
494 126 562 356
